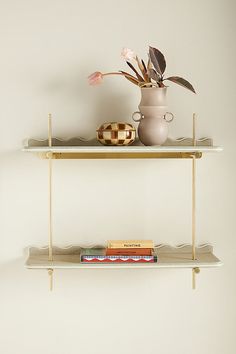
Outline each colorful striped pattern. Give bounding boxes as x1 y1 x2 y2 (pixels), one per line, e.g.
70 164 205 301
81 255 157 263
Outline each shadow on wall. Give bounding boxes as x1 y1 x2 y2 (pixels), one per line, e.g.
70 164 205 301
0 258 26 278
90 90 133 128
39 63 135 136
0 257 169 289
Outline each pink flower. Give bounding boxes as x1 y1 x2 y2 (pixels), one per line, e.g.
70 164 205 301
121 47 136 61
88 71 103 85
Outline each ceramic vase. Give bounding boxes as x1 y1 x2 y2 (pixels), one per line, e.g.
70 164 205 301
132 87 174 146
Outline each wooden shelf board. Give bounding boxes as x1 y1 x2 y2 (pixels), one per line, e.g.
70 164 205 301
25 244 222 269
23 145 222 154
23 136 222 159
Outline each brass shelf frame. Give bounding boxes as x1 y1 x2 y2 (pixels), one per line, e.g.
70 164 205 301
24 113 222 291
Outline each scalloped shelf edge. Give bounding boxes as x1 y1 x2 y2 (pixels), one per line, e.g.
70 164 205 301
27 243 214 255
23 137 214 148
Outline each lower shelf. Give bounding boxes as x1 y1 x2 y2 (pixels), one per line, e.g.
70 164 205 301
26 244 222 269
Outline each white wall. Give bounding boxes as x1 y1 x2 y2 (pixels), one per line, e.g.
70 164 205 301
0 0 235 353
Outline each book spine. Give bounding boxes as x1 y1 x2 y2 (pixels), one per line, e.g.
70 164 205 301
106 248 153 256
107 240 154 249
81 255 157 263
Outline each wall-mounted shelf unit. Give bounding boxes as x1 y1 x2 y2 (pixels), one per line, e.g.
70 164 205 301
23 114 223 290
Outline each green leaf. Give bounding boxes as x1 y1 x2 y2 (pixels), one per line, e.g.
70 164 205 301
149 46 166 75
165 76 196 93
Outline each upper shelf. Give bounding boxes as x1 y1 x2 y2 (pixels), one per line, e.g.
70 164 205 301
23 137 222 159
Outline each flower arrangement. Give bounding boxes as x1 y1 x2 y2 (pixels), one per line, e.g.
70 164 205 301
88 46 196 93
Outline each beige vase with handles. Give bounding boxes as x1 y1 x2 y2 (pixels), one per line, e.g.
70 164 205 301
132 87 174 146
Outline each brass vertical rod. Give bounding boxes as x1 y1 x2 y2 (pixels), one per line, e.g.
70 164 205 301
192 160 196 260
192 268 196 289
48 269 53 291
192 113 196 146
48 113 52 147
192 113 196 289
48 114 53 262
192 113 196 260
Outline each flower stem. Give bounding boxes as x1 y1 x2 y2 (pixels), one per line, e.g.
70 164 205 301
103 72 135 79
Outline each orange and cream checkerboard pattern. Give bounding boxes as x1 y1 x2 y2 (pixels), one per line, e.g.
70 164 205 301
96 122 136 146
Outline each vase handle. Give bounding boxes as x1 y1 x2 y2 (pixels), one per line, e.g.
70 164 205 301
164 112 174 122
132 111 144 122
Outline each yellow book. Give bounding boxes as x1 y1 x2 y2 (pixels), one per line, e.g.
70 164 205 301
107 240 154 249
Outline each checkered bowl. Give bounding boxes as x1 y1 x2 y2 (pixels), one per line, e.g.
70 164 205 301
96 122 136 146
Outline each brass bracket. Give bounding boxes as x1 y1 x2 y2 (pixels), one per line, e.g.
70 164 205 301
194 267 200 274
48 268 53 291
192 267 200 290
39 151 203 160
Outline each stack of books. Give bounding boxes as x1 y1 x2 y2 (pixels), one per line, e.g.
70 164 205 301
80 240 157 263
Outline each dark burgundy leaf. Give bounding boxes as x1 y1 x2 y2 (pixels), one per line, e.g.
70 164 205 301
140 59 150 82
126 61 144 81
136 57 149 82
148 68 160 82
124 76 140 86
120 70 139 81
147 57 152 70
149 46 166 75
141 59 147 73
120 71 140 86
165 76 196 93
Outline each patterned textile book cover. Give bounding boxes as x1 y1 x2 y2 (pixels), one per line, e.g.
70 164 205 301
107 240 154 249
106 248 153 256
80 248 157 263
